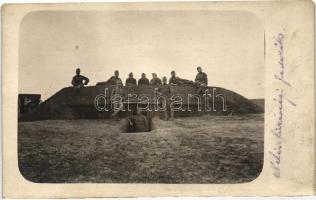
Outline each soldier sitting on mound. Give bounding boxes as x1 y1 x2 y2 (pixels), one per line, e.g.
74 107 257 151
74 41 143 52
126 107 150 132
194 66 208 94
107 70 122 86
150 73 162 86
71 68 89 88
138 73 150 86
125 72 137 87
96 70 122 86
169 70 193 86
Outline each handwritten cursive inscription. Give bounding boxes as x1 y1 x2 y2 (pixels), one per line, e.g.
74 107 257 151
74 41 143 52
270 33 296 178
274 33 291 87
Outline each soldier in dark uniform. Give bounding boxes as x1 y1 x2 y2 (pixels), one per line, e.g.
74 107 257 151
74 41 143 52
169 70 193 86
159 76 174 120
194 66 208 94
125 72 137 86
150 73 162 86
127 107 150 132
71 68 89 88
106 70 122 86
138 73 150 86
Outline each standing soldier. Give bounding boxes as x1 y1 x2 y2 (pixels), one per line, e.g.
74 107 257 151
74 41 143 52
125 72 137 86
71 68 89 88
111 79 125 121
138 73 150 86
159 76 174 120
150 73 162 86
194 66 208 94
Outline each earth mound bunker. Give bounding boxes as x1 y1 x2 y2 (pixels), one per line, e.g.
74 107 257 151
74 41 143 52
19 85 263 121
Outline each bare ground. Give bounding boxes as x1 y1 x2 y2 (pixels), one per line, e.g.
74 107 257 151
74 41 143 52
18 114 264 183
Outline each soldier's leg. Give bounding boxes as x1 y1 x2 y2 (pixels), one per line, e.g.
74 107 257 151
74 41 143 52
197 86 202 94
169 101 174 120
163 100 168 120
162 110 168 120
197 83 207 94
112 101 123 121
127 118 136 132
159 97 168 120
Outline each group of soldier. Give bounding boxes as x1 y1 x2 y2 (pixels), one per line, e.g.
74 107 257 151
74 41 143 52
72 66 208 91
71 67 208 129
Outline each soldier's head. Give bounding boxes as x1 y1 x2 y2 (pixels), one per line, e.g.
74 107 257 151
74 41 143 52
114 70 119 78
171 70 176 77
152 73 157 78
141 73 146 78
129 72 133 78
197 66 202 73
162 76 167 84
76 68 80 75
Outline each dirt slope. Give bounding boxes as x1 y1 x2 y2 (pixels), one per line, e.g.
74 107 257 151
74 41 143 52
20 85 263 121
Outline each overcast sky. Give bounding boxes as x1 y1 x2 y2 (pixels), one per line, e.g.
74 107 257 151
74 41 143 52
19 10 264 100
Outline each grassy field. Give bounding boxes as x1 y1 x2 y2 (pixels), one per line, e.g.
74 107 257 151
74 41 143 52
18 114 264 183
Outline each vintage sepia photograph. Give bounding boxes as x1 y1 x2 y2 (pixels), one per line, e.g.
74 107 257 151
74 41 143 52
18 10 265 183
